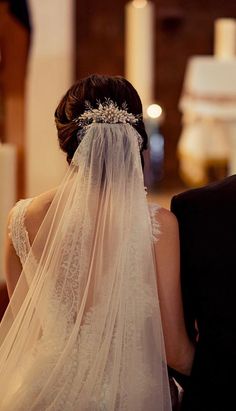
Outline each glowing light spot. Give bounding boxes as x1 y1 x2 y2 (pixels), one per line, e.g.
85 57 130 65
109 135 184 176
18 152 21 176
146 104 163 119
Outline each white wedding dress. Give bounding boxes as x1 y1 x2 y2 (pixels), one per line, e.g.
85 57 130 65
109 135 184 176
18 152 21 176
9 198 160 270
0 124 172 411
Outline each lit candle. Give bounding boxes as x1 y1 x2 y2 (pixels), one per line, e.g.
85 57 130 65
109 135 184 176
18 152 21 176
0 143 16 282
214 18 236 60
125 0 155 112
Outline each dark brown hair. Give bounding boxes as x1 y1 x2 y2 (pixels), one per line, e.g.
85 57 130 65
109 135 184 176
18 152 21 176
55 74 148 168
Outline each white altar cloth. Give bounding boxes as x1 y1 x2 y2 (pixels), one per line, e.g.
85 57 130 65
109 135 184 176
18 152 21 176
178 56 236 186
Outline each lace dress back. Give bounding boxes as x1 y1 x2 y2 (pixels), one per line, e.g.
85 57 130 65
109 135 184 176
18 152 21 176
9 199 161 265
3 198 165 411
9 198 34 266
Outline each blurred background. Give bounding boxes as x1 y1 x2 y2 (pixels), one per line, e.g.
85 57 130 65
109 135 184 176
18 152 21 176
0 0 236 315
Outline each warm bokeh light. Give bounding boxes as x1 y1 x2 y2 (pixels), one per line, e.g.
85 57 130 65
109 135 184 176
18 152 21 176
132 0 148 9
146 104 163 119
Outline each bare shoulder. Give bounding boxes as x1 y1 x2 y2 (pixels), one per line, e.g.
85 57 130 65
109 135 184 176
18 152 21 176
156 207 179 234
25 188 58 241
154 207 180 258
28 188 57 216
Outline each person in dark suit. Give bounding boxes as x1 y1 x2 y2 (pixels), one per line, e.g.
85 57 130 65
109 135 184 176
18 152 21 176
171 174 236 411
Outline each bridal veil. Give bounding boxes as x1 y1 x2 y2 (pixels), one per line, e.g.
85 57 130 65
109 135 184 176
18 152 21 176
0 119 172 410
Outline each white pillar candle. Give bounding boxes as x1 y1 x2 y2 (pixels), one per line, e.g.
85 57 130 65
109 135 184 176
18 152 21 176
0 143 16 282
125 0 155 112
26 0 74 197
214 18 236 60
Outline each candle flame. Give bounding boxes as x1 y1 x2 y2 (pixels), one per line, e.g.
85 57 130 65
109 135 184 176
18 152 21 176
132 0 148 9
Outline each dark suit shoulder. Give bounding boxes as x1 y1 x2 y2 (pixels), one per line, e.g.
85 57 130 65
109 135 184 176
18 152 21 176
171 174 236 212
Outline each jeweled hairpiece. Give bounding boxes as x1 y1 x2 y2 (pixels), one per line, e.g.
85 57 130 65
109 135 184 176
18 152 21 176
72 98 143 149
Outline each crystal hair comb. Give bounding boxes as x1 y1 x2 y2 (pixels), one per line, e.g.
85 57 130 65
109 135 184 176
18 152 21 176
73 98 141 126
72 98 143 149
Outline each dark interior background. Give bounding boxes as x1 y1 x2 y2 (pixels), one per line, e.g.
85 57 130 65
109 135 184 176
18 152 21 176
75 0 236 187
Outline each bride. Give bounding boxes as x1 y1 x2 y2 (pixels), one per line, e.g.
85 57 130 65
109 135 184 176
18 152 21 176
0 74 194 410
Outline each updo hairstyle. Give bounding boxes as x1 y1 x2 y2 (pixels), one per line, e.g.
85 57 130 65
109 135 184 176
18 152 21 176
54 74 148 168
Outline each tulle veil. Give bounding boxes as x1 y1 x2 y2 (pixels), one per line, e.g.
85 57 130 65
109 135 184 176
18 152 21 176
0 123 172 410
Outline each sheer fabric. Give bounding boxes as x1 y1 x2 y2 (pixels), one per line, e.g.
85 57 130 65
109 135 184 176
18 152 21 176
0 124 171 410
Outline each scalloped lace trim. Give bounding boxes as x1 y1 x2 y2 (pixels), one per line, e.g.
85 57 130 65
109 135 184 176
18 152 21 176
148 203 161 242
8 198 34 265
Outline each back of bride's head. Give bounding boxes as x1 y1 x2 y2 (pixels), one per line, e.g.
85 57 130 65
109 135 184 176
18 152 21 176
54 74 148 166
